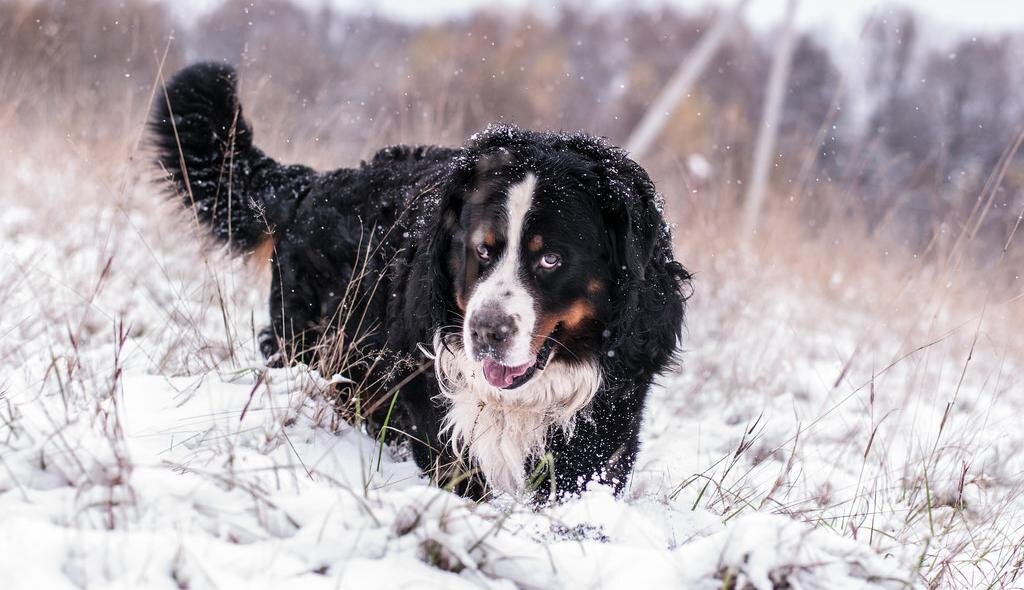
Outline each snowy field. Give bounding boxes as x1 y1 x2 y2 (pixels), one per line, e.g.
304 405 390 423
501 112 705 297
1 132 1022 589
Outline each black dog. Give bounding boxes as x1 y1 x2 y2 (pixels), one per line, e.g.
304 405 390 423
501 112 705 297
151 63 690 501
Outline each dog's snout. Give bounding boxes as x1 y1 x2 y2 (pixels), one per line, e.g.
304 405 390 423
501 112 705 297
470 308 518 352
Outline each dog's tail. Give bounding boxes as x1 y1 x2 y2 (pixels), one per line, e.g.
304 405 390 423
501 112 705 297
150 62 315 252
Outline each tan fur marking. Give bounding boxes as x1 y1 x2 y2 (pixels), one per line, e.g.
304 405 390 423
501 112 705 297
586 278 603 295
247 236 276 279
562 299 594 328
251 236 275 263
530 299 595 352
528 235 543 252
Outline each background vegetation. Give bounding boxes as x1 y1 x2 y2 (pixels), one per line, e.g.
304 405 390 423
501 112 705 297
3 0 1023 277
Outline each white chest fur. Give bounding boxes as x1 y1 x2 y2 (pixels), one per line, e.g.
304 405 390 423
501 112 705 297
432 336 601 494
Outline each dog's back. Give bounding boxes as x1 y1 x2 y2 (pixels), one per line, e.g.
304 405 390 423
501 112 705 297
150 63 458 364
150 63 317 253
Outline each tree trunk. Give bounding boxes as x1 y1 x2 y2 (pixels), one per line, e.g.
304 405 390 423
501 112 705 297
743 0 800 239
625 0 749 161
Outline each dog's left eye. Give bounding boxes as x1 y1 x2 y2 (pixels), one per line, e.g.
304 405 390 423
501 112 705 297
538 253 561 270
475 244 491 262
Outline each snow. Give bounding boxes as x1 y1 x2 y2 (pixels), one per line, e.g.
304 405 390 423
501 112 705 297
688 154 712 179
3 137 1020 588
0 363 905 588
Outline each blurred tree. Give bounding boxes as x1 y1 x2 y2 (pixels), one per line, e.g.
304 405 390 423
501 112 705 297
1 0 182 138
743 0 799 238
1 0 1018 269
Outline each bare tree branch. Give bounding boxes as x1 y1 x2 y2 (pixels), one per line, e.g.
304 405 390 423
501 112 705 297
625 0 749 161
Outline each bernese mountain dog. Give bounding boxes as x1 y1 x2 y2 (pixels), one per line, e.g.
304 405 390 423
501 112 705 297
151 63 690 502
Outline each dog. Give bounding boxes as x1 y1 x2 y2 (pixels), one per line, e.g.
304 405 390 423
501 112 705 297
151 62 690 501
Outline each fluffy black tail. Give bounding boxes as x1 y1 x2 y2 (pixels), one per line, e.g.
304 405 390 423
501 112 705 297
150 62 315 252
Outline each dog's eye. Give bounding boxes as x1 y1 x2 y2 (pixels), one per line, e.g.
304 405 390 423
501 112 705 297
475 244 491 262
538 253 561 270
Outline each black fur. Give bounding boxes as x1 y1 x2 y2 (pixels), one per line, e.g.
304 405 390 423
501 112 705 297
151 62 691 501
151 63 316 252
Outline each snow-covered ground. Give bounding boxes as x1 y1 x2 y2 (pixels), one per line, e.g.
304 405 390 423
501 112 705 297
1 137 1021 588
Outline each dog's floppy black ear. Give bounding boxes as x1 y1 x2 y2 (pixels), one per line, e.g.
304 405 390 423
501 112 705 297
587 148 692 387
402 157 474 341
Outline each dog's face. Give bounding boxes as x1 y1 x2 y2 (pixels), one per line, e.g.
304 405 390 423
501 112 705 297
425 129 687 493
446 159 614 390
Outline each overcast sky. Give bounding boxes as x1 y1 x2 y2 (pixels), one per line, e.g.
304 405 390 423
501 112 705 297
165 0 1024 36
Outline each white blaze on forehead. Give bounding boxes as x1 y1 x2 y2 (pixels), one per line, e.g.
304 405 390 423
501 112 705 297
463 173 538 366
504 172 536 244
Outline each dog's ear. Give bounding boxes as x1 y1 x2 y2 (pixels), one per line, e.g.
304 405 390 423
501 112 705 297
405 146 517 344
404 157 475 340
582 146 691 388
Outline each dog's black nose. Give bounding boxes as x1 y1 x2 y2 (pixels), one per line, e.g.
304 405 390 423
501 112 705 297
470 308 517 351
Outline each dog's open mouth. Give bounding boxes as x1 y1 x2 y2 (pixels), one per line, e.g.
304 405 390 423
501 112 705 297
481 339 555 389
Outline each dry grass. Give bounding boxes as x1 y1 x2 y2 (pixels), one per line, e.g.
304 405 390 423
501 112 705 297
646 163 1024 587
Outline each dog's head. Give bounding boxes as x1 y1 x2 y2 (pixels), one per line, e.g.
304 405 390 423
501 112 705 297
424 125 690 394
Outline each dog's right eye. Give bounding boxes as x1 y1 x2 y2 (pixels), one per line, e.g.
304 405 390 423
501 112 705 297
475 244 491 262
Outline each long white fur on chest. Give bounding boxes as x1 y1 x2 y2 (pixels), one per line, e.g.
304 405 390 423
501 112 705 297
433 337 601 494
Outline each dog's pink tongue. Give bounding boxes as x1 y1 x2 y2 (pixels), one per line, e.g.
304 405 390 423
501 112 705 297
482 359 533 388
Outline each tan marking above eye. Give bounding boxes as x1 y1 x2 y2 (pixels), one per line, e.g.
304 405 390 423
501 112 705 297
528 235 543 252
587 279 603 295
483 230 497 247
